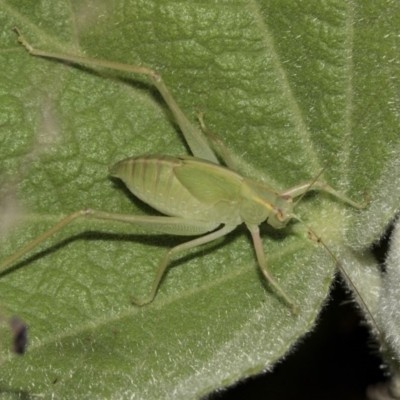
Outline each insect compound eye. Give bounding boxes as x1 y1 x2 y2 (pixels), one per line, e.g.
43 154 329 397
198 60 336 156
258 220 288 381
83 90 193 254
276 209 285 221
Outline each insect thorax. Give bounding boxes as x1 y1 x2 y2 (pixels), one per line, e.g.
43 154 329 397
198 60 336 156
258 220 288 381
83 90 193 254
239 180 294 229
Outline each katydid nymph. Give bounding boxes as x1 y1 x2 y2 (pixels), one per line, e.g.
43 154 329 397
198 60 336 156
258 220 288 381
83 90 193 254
0 29 368 315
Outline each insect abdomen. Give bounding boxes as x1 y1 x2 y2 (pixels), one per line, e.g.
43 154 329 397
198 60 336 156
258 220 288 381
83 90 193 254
110 155 216 219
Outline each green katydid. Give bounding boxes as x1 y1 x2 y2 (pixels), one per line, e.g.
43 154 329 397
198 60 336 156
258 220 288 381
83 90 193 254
0 29 368 315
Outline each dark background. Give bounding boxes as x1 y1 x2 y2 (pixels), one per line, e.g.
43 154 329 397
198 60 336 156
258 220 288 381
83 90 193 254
208 229 391 400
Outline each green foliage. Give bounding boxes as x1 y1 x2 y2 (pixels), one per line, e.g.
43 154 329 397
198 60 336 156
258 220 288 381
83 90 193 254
0 1 399 398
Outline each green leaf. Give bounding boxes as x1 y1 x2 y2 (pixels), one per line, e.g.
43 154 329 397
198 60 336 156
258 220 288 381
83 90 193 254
0 1 399 398
380 219 400 361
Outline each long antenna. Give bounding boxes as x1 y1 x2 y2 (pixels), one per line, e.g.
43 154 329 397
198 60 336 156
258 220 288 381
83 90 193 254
299 218 385 346
293 166 328 208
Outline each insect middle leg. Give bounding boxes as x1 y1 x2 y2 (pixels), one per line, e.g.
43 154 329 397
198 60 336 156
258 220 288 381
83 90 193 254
131 224 236 305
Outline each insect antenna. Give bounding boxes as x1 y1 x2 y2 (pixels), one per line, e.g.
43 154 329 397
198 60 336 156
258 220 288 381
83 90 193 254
293 166 328 208
293 214 386 350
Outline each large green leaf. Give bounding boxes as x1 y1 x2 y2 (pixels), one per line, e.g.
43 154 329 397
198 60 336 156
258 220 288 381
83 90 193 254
0 1 399 398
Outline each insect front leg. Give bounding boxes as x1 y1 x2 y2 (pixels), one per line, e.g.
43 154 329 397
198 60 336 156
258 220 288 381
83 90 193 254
14 28 219 164
246 224 299 315
281 181 368 209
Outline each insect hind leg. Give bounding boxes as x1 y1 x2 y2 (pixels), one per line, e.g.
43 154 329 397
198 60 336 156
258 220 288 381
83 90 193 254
196 111 236 171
